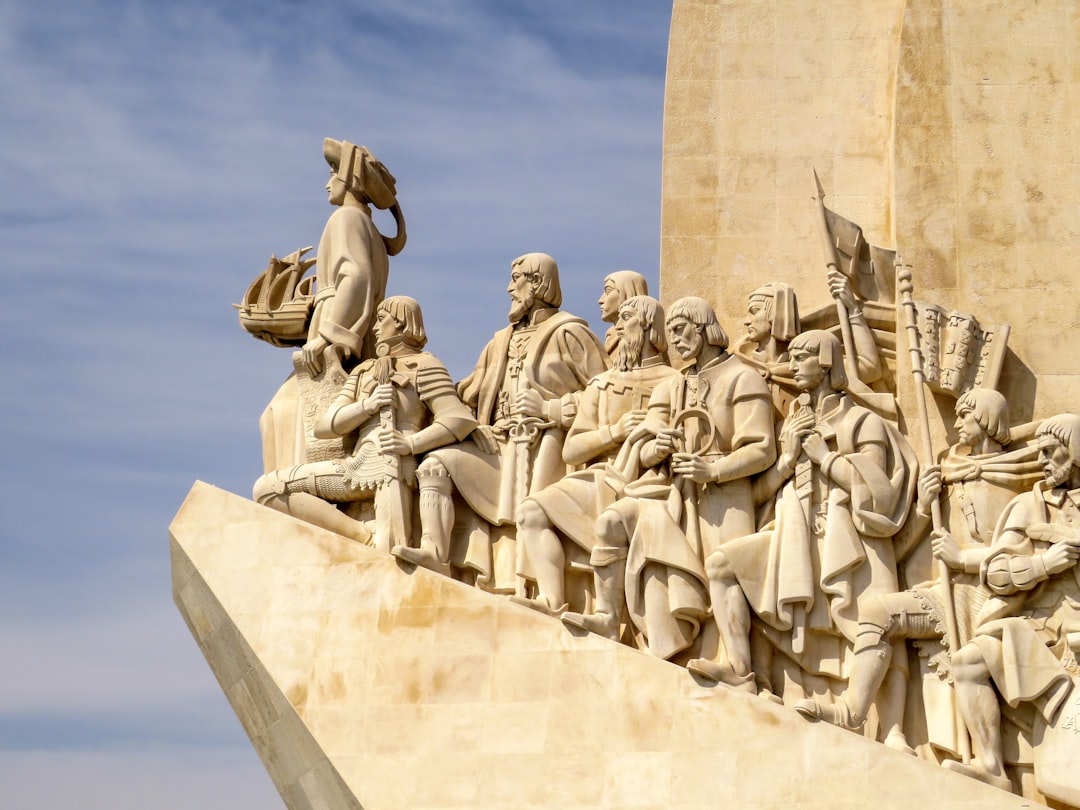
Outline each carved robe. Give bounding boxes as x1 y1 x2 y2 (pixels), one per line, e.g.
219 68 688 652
964 485 1080 724
527 357 680 552
614 353 776 659
723 393 916 679
260 204 390 472
428 307 608 585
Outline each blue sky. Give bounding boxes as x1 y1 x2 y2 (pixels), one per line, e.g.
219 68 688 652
0 1 671 806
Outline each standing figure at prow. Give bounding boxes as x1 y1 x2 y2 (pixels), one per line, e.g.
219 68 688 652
515 295 679 615
794 388 1040 754
259 139 407 472
253 296 476 550
942 414 1080 798
597 270 649 354
697 330 915 705
563 296 776 660
394 253 608 588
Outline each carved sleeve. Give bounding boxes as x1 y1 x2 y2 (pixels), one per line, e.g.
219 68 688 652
315 366 371 438
562 381 612 466
413 361 479 451
710 371 777 484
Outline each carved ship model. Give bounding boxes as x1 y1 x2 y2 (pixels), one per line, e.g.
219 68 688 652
234 246 317 347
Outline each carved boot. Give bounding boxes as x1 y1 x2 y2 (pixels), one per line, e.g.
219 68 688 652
686 658 756 694
393 465 453 575
508 594 569 616
561 545 625 640
793 697 863 730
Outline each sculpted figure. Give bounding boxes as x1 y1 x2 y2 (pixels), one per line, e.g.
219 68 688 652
942 414 1080 792
301 139 406 376
696 330 916 698
597 270 649 354
794 389 1040 751
259 140 406 471
562 297 776 660
253 296 476 549
394 254 609 583
514 295 679 614
734 281 801 368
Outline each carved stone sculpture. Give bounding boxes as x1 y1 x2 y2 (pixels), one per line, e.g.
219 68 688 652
562 297 776 660
794 389 1041 752
257 140 406 473
942 414 1080 800
698 330 917 715
392 253 609 588
597 270 648 354
252 296 476 551
514 295 679 615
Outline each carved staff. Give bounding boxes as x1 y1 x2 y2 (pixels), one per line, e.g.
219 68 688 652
897 262 971 764
811 169 860 384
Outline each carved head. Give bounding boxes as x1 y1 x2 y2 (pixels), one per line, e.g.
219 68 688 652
744 282 800 344
1035 414 1080 487
666 297 727 361
376 296 427 350
323 139 399 210
598 270 649 323
614 295 665 371
787 330 847 392
955 388 1010 448
508 253 562 322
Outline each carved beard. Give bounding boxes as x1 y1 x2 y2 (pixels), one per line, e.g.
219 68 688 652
509 291 535 324
615 329 644 372
1044 458 1074 489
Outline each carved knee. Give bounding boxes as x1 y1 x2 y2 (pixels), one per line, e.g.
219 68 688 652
951 643 989 682
704 548 735 585
253 472 286 506
595 508 628 549
518 498 549 531
417 456 452 494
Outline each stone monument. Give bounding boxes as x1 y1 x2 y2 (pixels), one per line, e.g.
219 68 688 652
174 3 1080 808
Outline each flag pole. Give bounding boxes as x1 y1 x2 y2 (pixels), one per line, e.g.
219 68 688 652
897 261 971 764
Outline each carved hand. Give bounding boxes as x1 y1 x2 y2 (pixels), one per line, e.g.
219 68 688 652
652 427 684 459
376 428 411 456
930 529 964 570
917 464 942 513
613 409 647 442
827 268 856 311
512 388 545 419
671 452 714 483
362 383 395 413
1042 541 1080 576
302 336 331 376
800 431 828 465
471 424 499 455
779 409 815 466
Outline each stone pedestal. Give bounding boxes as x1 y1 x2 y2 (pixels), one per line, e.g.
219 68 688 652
172 481 1041 809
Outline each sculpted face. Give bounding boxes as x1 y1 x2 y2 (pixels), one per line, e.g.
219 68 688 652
1038 435 1074 488
789 345 827 392
667 315 703 362
598 279 622 323
614 305 646 370
954 404 986 448
326 169 347 206
743 296 772 343
507 268 535 322
374 307 404 345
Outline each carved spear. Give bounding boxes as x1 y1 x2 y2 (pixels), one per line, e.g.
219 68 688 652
897 261 971 764
811 169 860 384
